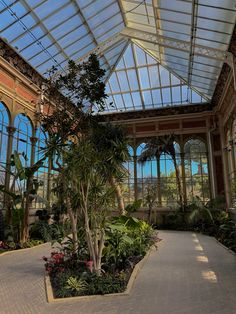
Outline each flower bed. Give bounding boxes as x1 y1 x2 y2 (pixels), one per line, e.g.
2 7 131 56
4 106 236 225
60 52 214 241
0 239 44 254
43 218 160 298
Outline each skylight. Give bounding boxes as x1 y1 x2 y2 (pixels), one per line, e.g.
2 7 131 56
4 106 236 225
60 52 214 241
104 42 207 112
0 0 235 112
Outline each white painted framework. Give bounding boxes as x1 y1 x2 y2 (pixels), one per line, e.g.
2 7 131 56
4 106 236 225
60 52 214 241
0 0 235 111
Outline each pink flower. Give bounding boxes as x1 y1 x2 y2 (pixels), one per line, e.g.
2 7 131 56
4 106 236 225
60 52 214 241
85 260 93 272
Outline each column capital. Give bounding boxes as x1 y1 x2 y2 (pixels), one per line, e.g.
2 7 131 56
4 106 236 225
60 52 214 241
30 136 38 144
6 126 16 135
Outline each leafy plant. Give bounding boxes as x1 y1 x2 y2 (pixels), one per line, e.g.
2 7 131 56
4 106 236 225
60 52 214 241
125 199 142 215
65 277 88 293
187 196 214 231
0 151 45 243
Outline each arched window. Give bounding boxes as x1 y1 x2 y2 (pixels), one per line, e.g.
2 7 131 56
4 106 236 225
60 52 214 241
136 143 157 200
184 139 210 202
123 145 134 205
13 114 33 167
160 143 181 206
0 102 10 184
34 127 49 207
0 102 10 209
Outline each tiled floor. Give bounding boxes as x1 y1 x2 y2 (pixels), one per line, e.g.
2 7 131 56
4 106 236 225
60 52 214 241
0 231 236 314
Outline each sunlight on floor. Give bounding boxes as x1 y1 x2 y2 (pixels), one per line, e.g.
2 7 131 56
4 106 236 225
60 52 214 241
196 255 209 263
192 234 218 284
195 244 204 251
201 270 218 283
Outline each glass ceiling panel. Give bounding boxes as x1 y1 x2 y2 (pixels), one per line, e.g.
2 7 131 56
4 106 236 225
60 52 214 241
104 42 207 113
120 0 236 101
0 0 125 78
0 0 235 111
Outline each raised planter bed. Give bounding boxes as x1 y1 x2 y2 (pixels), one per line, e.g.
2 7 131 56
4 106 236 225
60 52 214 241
44 244 158 303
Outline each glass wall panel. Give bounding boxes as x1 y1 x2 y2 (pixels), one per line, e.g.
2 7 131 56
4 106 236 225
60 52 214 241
136 143 157 200
184 139 210 202
12 114 33 191
0 102 9 208
33 127 49 209
160 143 181 206
123 145 135 205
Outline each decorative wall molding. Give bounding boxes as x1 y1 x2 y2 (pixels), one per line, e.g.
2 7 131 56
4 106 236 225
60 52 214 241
0 38 43 88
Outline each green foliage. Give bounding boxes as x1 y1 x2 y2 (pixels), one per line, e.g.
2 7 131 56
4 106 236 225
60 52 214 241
65 277 88 293
125 199 142 214
47 216 157 298
30 220 71 243
212 211 236 251
160 211 187 230
85 273 126 295
22 239 44 248
187 196 214 226
30 221 52 242
52 270 127 298
35 209 50 222
103 217 154 271
0 151 46 243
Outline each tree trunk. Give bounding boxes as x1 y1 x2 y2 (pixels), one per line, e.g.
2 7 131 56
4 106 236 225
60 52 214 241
66 196 78 254
173 157 184 211
21 179 31 243
0 208 4 241
96 229 105 276
157 158 162 206
148 205 152 224
109 176 126 215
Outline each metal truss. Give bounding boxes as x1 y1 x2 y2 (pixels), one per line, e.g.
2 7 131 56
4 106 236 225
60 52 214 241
121 28 233 64
76 33 125 63
64 25 236 91
77 26 234 65
121 27 236 91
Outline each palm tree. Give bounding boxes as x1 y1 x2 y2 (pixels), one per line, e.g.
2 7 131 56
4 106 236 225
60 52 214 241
90 123 130 215
138 134 184 210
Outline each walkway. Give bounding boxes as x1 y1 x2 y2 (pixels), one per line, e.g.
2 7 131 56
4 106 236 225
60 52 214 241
0 231 236 314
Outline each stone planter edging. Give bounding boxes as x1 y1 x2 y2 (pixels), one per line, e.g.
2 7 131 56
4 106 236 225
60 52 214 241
44 243 159 303
0 242 48 256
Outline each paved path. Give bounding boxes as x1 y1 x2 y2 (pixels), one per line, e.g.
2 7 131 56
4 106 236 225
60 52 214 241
0 231 236 314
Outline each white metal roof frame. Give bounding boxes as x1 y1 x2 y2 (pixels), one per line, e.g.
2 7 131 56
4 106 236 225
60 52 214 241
0 0 235 112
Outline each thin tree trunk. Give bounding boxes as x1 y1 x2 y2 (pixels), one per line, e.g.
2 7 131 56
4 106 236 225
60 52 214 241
96 229 105 276
173 157 184 211
148 205 152 224
66 196 78 254
109 176 126 215
0 208 4 240
157 158 162 206
21 179 32 243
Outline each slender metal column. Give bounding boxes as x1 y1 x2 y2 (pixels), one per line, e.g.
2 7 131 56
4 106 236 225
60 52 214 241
207 130 216 199
179 135 187 206
219 118 231 207
133 152 138 201
5 126 16 190
30 136 38 166
4 126 16 224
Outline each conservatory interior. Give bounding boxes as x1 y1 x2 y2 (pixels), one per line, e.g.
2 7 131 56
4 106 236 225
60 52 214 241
0 0 236 312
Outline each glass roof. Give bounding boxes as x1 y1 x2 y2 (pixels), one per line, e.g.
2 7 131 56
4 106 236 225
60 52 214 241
0 0 235 112
121 0 236 100
0 0 126 77
104 42 207 113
